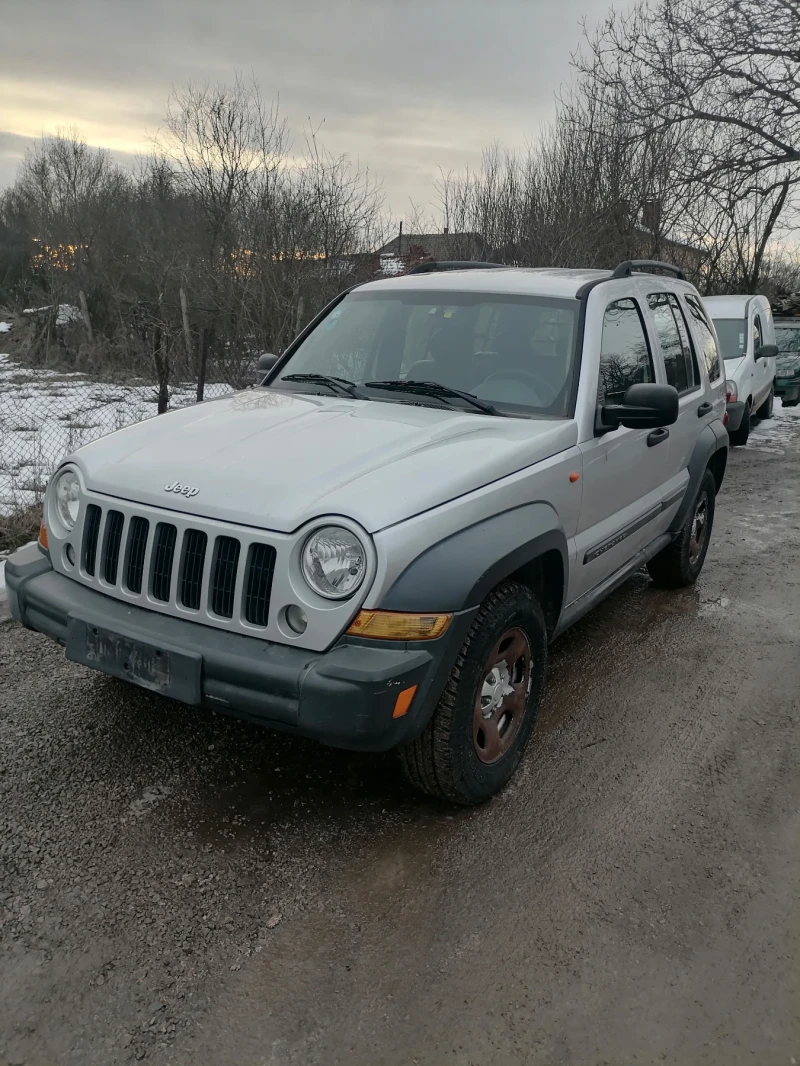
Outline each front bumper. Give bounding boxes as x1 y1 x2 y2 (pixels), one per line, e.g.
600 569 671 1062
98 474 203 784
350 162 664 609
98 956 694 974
775 378 800 403
725 400 746 432
6 543 474 752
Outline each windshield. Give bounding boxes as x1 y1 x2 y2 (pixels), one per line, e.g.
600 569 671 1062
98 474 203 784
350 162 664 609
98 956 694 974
775 325 800 353
270 289 581 417
712 318 747 361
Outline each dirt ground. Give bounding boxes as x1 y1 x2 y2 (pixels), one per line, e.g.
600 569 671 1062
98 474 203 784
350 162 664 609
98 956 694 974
1 407 798 1065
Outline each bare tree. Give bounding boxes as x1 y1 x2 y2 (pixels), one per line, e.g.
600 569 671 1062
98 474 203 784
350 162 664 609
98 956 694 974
575 0 800 289
577 0 800 182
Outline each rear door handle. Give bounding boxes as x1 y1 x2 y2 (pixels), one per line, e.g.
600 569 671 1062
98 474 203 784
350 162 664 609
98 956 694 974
697 402 713 417
647 427 669 447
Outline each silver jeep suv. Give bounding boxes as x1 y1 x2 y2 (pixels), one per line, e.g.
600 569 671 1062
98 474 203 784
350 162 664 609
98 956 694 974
7 259 728 804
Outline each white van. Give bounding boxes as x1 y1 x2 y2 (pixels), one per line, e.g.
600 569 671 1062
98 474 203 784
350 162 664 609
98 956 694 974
704 295 777 445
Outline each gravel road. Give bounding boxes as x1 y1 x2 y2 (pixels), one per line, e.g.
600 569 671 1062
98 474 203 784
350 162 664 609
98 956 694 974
1 407 799 1065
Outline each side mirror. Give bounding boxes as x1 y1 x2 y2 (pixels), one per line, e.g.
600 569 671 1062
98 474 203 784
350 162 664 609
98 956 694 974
596 382 679 434
257 352 279 374
755 344 778 360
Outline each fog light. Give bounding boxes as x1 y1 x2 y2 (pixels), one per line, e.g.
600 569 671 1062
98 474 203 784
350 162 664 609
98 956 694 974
285 604 308 634
65 543 75 567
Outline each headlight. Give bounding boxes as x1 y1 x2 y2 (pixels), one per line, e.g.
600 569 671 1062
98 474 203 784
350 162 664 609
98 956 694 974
301 526 366 599
725 379 738 402
50 468 81 532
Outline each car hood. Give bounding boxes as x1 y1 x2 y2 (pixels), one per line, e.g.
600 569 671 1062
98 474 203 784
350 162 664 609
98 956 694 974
70 389 579 533
723 356 746 379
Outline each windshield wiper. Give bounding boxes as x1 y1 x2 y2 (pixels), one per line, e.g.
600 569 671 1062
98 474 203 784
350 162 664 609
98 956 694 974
281 373 368 399
365 379 499 415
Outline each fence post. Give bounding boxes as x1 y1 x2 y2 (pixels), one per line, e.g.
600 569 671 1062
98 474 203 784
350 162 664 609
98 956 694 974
78 291 93 344
197 327 208 402
180 286 192 361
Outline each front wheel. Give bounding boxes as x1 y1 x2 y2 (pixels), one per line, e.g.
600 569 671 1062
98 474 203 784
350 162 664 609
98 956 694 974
756 385 774 420
397 581 547 805
647 469 716 588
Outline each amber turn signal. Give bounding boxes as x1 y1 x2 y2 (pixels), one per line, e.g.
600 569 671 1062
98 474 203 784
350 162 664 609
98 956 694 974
346 610 452 641
38 522 49 550
392 685 418 718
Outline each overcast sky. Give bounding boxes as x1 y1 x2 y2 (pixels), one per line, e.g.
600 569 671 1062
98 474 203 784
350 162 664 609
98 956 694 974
1 0 625 218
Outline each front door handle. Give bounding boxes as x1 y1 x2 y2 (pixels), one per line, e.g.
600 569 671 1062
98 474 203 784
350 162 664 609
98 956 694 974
697 401 713 417
647 427 669 447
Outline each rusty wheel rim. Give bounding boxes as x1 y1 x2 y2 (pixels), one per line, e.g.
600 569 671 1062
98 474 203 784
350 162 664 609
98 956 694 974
689 492 709 564
473 627 532 765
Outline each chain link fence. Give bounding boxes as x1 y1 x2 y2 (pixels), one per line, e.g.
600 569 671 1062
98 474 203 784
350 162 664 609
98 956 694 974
0 351 232 515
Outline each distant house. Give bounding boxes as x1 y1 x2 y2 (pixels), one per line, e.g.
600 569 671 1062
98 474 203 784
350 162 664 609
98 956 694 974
630 227 706 276
377 231 488 264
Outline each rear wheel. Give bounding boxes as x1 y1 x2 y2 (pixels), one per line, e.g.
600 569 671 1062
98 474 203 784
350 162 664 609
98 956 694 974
647 469 716 589
729 400 751 446
756 385 774 419
397 581 547 805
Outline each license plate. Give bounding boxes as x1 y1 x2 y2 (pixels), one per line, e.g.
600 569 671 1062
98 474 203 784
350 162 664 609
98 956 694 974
65 619 202 703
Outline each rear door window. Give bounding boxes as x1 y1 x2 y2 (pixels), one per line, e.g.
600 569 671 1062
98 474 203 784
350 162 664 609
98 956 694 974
648 292 700 393
684 294 722 382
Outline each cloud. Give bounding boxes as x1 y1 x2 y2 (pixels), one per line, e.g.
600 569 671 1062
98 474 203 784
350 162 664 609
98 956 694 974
1 0 625 213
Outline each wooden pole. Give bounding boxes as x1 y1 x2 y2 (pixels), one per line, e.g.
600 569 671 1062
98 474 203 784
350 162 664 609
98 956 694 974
197 327 208 403
78 290 93 344
180 286 192 361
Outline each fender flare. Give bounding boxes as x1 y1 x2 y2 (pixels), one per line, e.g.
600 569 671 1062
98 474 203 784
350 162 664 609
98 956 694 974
670 420 728 532
379 502 568 614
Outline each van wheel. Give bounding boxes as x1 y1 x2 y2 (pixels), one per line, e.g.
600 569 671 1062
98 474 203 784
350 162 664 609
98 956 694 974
647 469 716 589
397 581 547 805
756 386 774 419
729 401 750 446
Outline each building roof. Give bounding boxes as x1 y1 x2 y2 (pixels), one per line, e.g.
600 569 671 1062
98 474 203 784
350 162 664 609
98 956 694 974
378 232 485 258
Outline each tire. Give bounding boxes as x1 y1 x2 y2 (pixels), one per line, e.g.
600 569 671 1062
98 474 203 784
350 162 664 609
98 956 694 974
397 581 547 805
647 469 716 589
783 398 799 408
756 385 774 419
728 400 751 446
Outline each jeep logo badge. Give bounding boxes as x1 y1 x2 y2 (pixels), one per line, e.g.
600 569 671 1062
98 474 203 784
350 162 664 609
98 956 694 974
165 482 199 498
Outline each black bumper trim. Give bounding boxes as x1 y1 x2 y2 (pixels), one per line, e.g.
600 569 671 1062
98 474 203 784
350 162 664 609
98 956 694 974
7 544 474 752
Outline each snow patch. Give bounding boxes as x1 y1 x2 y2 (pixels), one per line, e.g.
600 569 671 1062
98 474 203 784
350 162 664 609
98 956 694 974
747 396 800 454
22 304 82 327
0 322 12 333
0 354 232 515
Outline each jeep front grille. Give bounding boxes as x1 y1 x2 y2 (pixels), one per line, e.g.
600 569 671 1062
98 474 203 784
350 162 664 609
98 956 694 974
179 529 207 610
210 535 240 618
102 510 125 585
244 543 277 627
125 516 149 594
74 503 276 630
150 523 177 602
82 504 102 576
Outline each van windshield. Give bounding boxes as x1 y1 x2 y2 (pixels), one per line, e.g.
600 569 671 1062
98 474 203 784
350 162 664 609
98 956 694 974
712 318 747 361
270 289 581 417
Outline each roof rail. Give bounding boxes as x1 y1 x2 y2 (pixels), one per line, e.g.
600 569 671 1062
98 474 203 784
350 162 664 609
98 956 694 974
610 260 686 281
405 260 505 275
